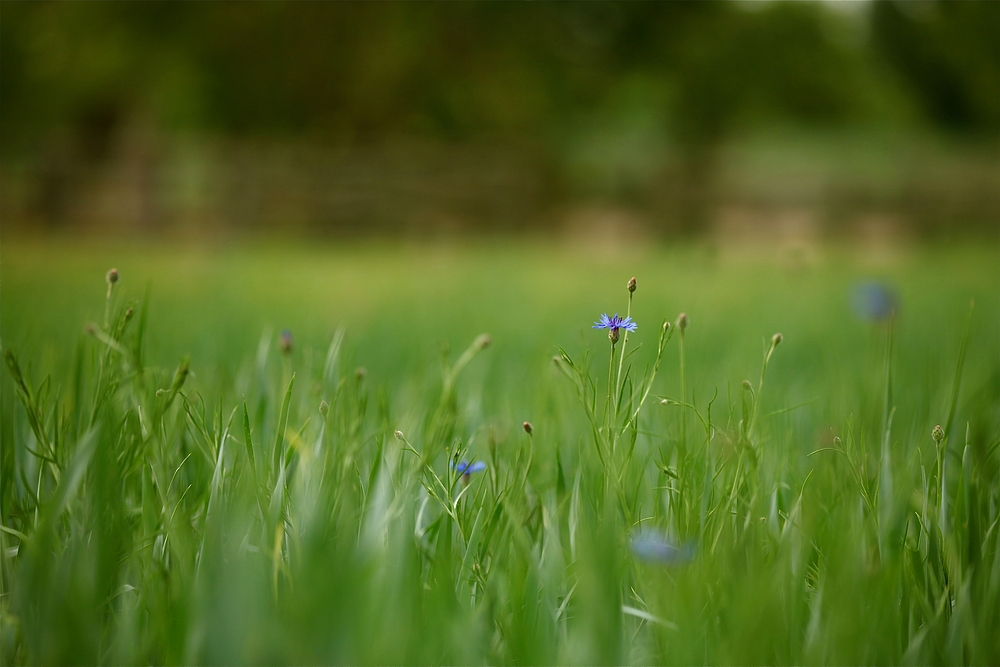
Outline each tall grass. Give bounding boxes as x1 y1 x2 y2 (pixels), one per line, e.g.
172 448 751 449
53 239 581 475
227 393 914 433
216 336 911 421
1 242 998 664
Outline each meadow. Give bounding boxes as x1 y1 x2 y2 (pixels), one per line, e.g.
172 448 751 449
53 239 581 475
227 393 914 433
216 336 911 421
1 238 998 665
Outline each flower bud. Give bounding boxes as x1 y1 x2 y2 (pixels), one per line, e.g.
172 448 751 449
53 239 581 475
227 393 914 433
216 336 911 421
475 334 492 350
678 313 688 332
663 321 670 332
124 307 134 321
932 424 945 443
523 421 533 435
772 333 783 347
106 268 119 285
394 430 405 441
742 379 752 391
319 400 329 416
355 366 367 380
628 277 637 293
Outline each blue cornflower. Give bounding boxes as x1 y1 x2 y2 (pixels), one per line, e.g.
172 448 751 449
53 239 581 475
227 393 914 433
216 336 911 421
451 459 487 482
629 528 696 566
593 313 637 342
851 281 897 322
279 328 294 354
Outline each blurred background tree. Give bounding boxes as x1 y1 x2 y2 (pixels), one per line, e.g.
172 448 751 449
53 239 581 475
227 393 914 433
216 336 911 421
1 1 997 238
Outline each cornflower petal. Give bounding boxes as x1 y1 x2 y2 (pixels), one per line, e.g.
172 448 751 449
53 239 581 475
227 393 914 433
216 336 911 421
451 460 487 475
593 313 612 329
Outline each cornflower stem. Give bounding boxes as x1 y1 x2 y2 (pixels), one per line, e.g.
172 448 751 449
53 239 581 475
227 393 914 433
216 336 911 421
92 283 118 428
679 329 687 446
615 291 633 412
748 335 779 440
523 431 535 490
936 432 947 536
606 339 617 436
103 281 114 331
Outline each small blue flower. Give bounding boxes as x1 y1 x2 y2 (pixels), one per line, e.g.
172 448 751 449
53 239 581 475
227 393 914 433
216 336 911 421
451 460 487 476
593 313 637 334
629 528 695 565
279 328 294 354
851 281 897 322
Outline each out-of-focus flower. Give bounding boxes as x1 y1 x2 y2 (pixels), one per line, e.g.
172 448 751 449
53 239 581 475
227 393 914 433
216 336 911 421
851 281 897 322
279 329 294 354
629 528 695 565
451 459 487 483
452 460 487 475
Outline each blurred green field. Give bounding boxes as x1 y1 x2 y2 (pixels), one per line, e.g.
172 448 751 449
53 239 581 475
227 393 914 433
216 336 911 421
1 239 998 664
